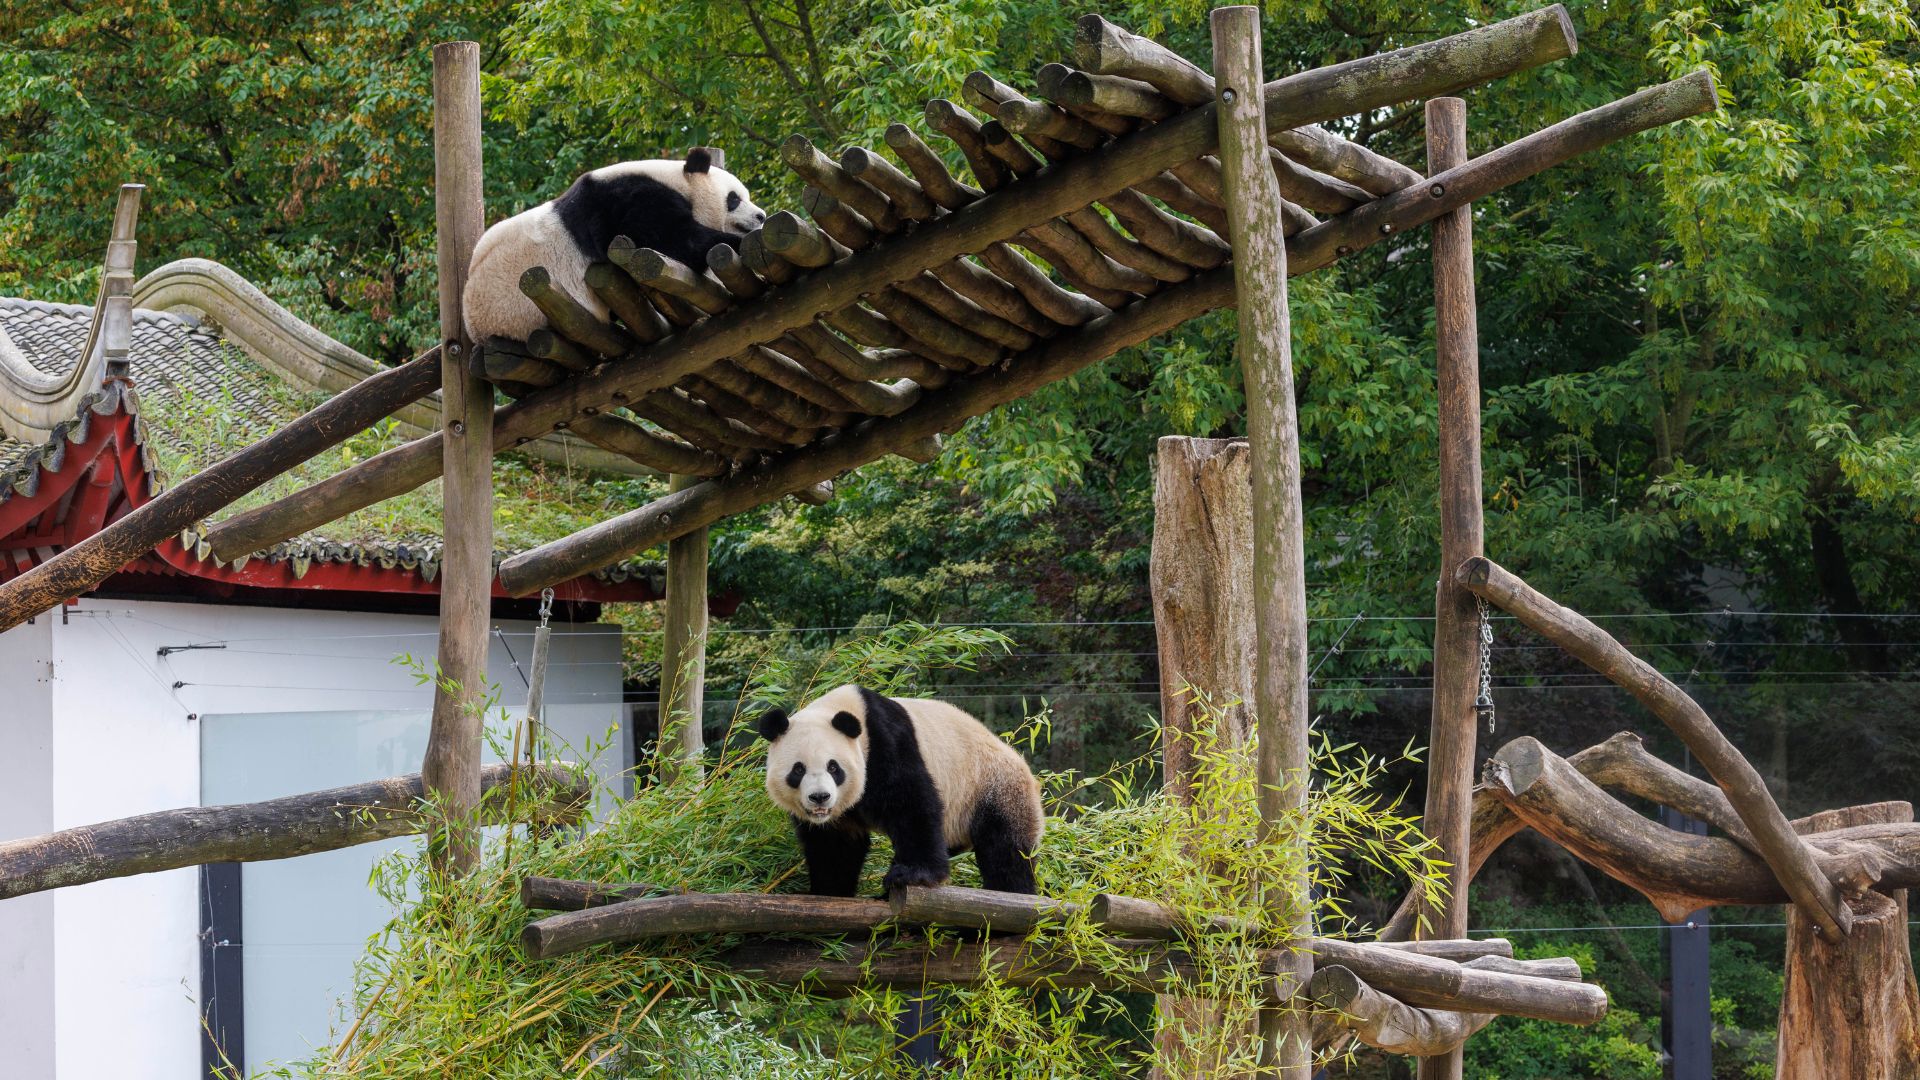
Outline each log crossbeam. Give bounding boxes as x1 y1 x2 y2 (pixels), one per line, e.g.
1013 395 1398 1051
0 764 589 901
516 882 1607 1026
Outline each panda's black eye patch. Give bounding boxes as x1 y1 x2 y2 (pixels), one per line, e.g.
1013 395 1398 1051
785 762 806 789
826 760 845 784
726 191 742 211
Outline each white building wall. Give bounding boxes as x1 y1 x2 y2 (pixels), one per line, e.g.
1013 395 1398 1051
0 596 628 1079
0 617 55 1080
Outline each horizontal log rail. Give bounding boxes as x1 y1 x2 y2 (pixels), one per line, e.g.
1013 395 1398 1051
1309 965 1492 1056
202 7 1581 564
494 70 1713 594
0 763 588 901
1458 555 1851 939
0 347 441 635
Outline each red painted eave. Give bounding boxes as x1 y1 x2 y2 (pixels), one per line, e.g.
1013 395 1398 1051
0 401 707 609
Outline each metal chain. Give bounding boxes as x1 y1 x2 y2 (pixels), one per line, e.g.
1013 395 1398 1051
1474 595 1496 733
538 587 555 629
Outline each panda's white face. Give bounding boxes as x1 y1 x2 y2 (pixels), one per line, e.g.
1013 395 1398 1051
760 686 867 824
700 166 766 236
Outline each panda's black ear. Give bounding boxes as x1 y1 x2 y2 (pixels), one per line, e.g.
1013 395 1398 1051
831 710 862 739
685 146 723 173
756 708 790 741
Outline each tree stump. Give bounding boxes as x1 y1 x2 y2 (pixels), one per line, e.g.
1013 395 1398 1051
1777 802 1920 1079
1149 435 1257 1077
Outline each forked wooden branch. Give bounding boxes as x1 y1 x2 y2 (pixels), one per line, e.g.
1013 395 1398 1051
1484 737 1920 920
1458 556 1851 938
0 763 588 900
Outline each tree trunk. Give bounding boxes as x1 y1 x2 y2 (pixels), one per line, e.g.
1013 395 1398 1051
1149 435 1258 1076
1777 802 1920 1079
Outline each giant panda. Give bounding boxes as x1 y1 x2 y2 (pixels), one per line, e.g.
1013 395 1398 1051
759 684 1046 896
462 149 765 343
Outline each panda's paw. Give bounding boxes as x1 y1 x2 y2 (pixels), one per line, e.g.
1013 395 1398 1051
883 862 949 894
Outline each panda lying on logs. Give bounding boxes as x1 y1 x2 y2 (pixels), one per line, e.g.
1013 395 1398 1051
759 684 1046 896
462 148 765 343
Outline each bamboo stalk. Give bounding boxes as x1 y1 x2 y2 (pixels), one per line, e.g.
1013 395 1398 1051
0 764 587 901
1459 557 1851 938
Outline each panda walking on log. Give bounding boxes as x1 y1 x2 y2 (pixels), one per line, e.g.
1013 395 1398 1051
462 149 765 344
760 684 1046 896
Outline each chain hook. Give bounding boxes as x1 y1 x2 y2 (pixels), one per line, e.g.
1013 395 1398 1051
538 587 555 629
1474 595 1496 734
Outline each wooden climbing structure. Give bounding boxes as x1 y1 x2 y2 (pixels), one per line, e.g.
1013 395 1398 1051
8 4 1902 1076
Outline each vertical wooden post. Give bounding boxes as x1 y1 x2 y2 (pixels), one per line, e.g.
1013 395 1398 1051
423 40 492 877
1211 8 1312 1076
1416 95 1480 1080
659 473 709 782
1149 435 1257 1077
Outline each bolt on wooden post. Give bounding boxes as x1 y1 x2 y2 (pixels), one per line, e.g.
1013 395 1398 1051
423 40 493 877
1210 6 1313 1076
1416 95 1481 1080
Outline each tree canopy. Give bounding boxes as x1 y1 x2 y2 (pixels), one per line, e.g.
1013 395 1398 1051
3 0 1916 693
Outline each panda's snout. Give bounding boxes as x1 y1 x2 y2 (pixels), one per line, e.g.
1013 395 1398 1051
807 790 831 807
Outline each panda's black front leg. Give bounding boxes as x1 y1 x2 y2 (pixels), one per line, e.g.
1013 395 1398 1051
881 802 950 894
795 819 870 897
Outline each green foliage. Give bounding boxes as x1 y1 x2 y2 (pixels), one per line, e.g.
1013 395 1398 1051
1464 941 1662 1080
293 628 1443 1077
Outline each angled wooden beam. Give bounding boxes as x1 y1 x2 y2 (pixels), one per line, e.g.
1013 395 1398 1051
0 347 440 635
1459 557 1851 938
201 7 1582 561
0 764 588 901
